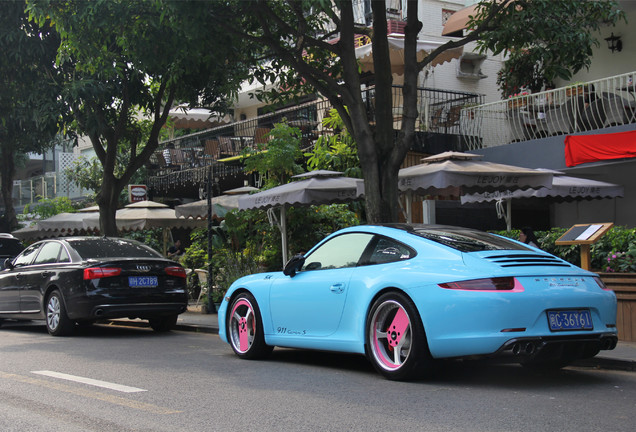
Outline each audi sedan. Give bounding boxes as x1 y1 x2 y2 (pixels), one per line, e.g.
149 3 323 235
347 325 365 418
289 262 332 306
0 237 188 336
218 224 618 380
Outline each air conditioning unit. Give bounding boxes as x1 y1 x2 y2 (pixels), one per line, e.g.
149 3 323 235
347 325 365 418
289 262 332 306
456 53 488 80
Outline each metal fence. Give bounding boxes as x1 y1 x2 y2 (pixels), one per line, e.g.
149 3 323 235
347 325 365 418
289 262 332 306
462 71 636 150
148 85 483 192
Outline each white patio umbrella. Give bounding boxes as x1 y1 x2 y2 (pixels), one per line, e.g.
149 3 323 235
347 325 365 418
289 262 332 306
355 35 463 75
12 205 100 241
238 170 364 265
168 106 232 129
460 171 624 230
398 152 554 224
175 186 259 219
84 200 205 255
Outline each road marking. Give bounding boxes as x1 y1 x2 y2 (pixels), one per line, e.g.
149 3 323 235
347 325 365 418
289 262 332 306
32 370 147 393
0 371 180 414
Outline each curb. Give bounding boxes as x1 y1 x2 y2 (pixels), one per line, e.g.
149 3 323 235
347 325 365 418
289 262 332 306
572 356 636 372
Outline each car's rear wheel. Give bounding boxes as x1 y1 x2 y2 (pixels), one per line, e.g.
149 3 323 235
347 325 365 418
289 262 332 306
227 292 272 359
149 314 178 332
46 290 74 336
366 292 433 381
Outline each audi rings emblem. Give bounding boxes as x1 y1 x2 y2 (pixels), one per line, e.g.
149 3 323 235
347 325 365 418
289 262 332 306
136 265 151 272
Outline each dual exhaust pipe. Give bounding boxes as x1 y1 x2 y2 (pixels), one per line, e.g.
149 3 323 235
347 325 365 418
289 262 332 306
511 341 536 356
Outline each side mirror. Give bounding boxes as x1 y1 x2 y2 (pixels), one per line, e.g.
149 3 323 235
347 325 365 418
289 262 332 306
4 258 14 270
283 254 305 277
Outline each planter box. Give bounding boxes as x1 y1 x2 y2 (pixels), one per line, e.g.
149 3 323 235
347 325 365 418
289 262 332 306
599 273 636 342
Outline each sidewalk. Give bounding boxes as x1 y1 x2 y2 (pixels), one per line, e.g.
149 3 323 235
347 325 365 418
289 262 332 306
108 306 636 373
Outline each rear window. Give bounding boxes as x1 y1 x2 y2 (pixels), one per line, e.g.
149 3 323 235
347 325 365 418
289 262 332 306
410 227 531 253
0 238 24 256
67 238 162 259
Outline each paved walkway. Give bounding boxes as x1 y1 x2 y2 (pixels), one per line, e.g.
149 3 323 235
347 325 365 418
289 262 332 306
108 306 636 373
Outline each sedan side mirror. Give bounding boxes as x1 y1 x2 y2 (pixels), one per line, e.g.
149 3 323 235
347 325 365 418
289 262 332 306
3 258 14 270
283 254 306 277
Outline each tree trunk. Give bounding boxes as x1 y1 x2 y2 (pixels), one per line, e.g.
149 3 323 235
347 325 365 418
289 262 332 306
96 172 121 237
0 146 18 231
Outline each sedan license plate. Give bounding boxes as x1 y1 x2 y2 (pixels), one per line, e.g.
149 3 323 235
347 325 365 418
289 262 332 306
129 276 158 288
547 310 593 331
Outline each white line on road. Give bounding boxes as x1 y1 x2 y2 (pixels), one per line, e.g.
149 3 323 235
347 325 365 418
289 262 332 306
31 371 147 393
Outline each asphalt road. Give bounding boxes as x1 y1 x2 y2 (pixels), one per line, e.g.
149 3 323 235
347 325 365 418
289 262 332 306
0 320 634 432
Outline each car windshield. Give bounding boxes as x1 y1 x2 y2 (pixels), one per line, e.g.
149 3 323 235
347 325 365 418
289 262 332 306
410 227 531 253
67 238 162 259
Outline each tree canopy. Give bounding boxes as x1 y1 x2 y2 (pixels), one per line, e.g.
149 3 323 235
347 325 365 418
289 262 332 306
0 0 62 231
27 0 257 235
211 0 625 223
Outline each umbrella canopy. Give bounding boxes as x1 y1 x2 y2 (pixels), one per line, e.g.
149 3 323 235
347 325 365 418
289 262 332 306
238 170 364 264
83 200 205 255
399 152 553 196
37 212 100 233
397 152 554 224
460 171 624 231
175 186 259 219
460 172 624 204
168 106 232 129
355 35 463 75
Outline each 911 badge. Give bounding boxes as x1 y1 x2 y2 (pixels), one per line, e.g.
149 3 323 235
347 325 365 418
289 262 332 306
277 327 307 335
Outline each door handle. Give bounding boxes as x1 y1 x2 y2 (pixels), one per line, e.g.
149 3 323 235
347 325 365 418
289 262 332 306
330 283 345 294
15 273 22 279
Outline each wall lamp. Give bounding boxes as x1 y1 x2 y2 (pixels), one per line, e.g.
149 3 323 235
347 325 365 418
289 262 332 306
605 33 622 53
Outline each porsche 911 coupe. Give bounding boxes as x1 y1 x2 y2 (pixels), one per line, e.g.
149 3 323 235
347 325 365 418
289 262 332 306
0 237 188 336
218 224 618 380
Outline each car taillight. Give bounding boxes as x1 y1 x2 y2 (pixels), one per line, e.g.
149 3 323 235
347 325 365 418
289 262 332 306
593 277 612 291
439 277 519 291
165 266 187 278
84 267 122 280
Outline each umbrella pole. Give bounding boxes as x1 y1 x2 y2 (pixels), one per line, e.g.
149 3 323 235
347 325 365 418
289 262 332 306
280 206 288 266
506 199 512 232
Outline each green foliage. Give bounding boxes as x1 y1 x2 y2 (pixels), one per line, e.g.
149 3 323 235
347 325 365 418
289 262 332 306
305 108 361 178
121 228 164 253
242 122 304 187
493 226 636 272
471 0 626 96
23 197 76 219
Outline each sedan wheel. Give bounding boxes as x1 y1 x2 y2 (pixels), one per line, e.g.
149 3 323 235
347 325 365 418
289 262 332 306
227 293 272 359
46 290 74 336
367 292 432 380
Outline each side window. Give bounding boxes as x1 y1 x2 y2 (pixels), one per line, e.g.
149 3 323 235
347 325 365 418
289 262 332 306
302 233 374 271
365 236 415 265
13 244 41 267
33 242 62 265
58 246 70 263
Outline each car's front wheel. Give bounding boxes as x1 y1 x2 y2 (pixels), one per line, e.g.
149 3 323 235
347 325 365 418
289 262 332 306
227 292 272 359
46 290 74 336
366 292 433 381
149 314 178 332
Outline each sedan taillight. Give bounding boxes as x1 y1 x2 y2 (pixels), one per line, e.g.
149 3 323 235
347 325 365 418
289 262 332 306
439 277 520 291
165 266 187 278
84 267 122 280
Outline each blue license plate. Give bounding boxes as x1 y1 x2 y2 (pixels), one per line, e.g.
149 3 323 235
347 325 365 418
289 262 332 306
547 310 593 331
129 276 158 288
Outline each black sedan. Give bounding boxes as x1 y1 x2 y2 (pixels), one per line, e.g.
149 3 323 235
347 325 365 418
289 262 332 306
0 237 188 336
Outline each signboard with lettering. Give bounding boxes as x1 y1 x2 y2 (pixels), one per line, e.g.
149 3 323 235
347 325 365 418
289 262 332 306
128 184 148 203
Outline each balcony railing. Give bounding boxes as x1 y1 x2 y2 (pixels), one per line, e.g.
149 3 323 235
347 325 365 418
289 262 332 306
149 85 483 194
461 71 636 150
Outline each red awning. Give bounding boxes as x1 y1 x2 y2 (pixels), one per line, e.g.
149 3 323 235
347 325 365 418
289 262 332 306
564 130 636 167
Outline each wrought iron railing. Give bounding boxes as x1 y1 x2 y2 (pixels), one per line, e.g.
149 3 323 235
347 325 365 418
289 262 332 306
148 85 483 192
461 71 636 150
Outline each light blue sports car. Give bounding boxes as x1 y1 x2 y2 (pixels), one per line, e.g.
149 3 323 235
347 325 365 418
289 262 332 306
218 224 618 380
